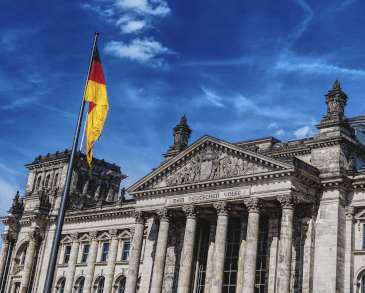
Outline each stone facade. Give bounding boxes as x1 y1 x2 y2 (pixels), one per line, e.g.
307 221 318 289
2 79 365 293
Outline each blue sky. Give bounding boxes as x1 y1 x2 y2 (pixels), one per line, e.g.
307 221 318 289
1 0 365 240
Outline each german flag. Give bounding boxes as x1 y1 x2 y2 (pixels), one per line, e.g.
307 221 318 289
85 45 109 168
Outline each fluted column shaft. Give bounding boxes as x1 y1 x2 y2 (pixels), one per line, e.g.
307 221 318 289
276 194 299 293
125 211 145 293
84 232 99 293
236 215 248 293
177 205 198 293
150 208 171 293
65 233 80 293
204 219 216 293
242 197 262 293
0 234 10 283
211 201 230 293
104 230 119 293
19 232 39 293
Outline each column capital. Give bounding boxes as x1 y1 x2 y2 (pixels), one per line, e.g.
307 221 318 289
71 232 79 242
345 205 355 220
109 229 118 239
1 234 10 244
277 194 300 210
182 204 198 219
156 208 171 222
244 197 262 213
89 231 98 241
133 210 146 224
213 201 231 216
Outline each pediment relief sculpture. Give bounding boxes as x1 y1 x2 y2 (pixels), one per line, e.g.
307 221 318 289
152 145 275 189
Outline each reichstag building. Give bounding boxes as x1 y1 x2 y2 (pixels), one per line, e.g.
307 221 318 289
1 79 365 293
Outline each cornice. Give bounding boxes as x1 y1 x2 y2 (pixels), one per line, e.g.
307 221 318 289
64 209 134 222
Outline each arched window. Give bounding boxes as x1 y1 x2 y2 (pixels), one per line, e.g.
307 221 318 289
78 278 85 293
36 176 42 189
60 279 66 293
21 247 27 264
118 277 126 293
98 278 105 293
53 173 59 187
45 174 51 188
88 180 96 195
76 175 84 191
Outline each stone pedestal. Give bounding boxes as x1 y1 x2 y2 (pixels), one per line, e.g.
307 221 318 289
150 208 171 293
211 201 230 293
204 218 216 293
276 194 299 293
177 205 198 293
0 234 10 284
125 211 145 293
19 231 39 293
242 197 262 293
236 214 248 293
104 229 119 293
84 232 99 293
65 233 80 293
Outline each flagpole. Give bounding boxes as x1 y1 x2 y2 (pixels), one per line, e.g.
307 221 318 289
43 32 99 293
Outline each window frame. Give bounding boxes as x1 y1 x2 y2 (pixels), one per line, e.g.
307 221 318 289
122 242 131 261
21 247 28 265
82 244 90 263
98 278 105 293
64 245 71 264
102 243 109 262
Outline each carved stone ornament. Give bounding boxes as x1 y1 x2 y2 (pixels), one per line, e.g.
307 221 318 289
345 206 355 220
213 201 231 216
89 231 98 240
155 144 274 189
70 232 79 242
277 194 300 210
156 208 171 222
182 205 198 219
109 229 118 239
28 231 40 243
1 234 10 244
133 210 146 224
244 197 262 213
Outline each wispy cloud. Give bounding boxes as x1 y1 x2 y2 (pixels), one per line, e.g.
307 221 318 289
202 88 225 108
268 123 277 128
105 38 177 67
276 129 285 136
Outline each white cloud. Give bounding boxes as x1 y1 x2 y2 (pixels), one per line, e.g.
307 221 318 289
276 129 285 136
118 18 147 33
105 38 177 67
116 0 170 16
202 88 225 108
294 125 316 138
268 123 277 128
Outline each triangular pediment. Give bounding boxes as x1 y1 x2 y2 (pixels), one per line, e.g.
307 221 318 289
61 235 72 243
79 234 91 242
127 135 293 194
98 232 111 240
118 230 132 238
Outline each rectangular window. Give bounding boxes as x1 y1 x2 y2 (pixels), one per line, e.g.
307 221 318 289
82 245 90 262
21 247 27 265
363 224 365 249
102 243 109 261
64 246 71 264
122 242 131 261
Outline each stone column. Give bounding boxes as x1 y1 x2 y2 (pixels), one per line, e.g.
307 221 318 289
276 194 299 293
64 233 80 293
177 205 198 293
236 213 248 293
125 211 145 293
204 218 217 293
150 208 171 293
10 282 17 293
83 231 99 293
242 197 262 293
104 229 119 293
211 201 231 293
267 211 281 293
344 206 355 293
0 234 10 283
19 231 39 293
